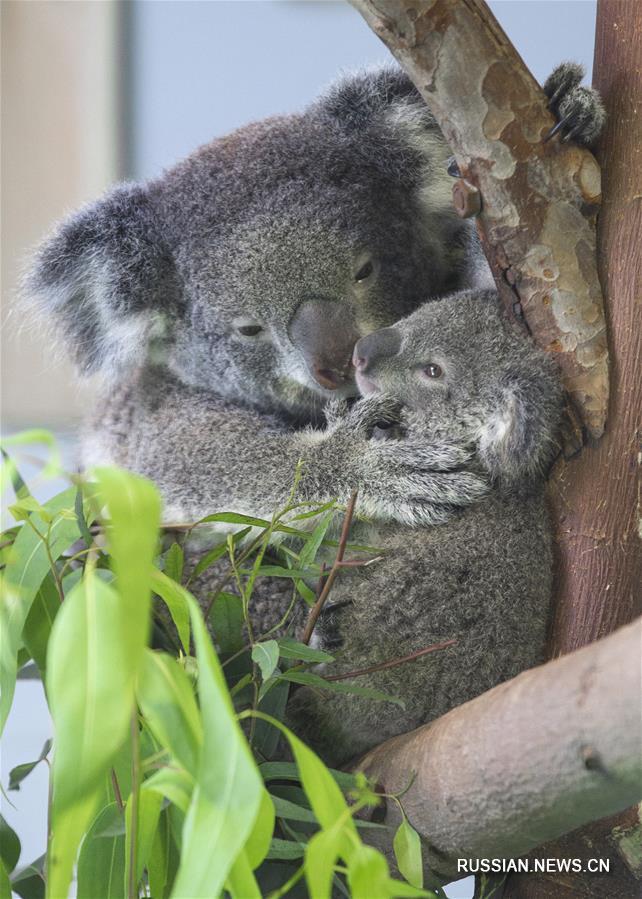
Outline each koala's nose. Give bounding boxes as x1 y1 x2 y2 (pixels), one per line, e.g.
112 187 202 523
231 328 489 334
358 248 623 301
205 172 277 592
353 328 401 372
289 298 360 391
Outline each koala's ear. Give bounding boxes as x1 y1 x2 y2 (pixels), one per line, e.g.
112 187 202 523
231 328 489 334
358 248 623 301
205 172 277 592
26 183 181 376
315 66 443 176
477 365 563 485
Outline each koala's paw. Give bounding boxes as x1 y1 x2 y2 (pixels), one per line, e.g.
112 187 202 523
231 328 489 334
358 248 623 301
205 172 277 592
543 62 606 147
366 436 490 527
338 395 404 439
313 599 352 651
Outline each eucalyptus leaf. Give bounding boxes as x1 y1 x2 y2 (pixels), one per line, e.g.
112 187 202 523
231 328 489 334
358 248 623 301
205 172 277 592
277 637 334 663
393 816 424 889
2 487 81 734
151 569 191 654
251 640 279 682
209 592 244 654
8 739 52 791
169 590 262 898
137 650 202 775
277 670 405 707
76 803 126 899
162 543 184 585
0 814 20 874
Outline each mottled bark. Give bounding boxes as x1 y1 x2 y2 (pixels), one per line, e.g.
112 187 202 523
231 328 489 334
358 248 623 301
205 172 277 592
351 0 609 440
353 619 642 884
347 0 641 894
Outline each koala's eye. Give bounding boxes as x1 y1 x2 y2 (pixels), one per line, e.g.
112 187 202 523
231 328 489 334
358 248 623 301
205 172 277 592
237 324 264 337
354 260 374 283
423 363 443 379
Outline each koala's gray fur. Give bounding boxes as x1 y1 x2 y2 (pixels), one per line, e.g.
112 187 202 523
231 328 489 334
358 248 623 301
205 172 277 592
26 64 593 648
285 290 563 767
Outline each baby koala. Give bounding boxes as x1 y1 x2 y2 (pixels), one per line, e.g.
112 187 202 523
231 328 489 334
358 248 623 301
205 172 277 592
286 288 563 767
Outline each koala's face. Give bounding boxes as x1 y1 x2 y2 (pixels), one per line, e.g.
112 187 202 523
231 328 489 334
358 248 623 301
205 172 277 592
353 290 563 483
28 68 473 419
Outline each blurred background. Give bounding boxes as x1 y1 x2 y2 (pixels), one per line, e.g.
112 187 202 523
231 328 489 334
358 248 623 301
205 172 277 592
1 0 598 892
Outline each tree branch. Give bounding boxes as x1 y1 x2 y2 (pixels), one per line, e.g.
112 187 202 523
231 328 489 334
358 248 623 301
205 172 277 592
352 618 642 881
350 0 609 440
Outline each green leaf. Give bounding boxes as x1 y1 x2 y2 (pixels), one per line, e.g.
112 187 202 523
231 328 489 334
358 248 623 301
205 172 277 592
10 855 46 899
151 569 191 655
76 803 126 899
305 826 343 899
2 487 81 733
74 486 94 549
271 794 317 823
277 670 405 707
347 843 391 899
298 510 335 568
243 788 275 869
251 640 279 682
8 739 52 791
22 574 59 677
259 761 357 791
125 787 163 890
137 650 202 775
226 850 261 899
266 838 306 860
45 572 133 898
277 637 334 663
162 543 184 584
0 859 11 899
190 527 251 581
1 430 61 483
92 467 161 664
393 816 424 889
254 679 289 759
291 500 338 521
169 590 262 898
0 814 20 873
241 566 320 579
209 592 244 654
149 808 179 899
142 767 193 815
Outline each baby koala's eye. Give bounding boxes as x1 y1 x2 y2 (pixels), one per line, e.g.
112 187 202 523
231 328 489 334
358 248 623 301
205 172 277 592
354 260 374 283
423 363 443 379
237 324 264 337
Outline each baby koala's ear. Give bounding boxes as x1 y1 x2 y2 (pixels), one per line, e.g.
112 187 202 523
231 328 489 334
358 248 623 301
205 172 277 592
477 365 563 486
25 183 182 378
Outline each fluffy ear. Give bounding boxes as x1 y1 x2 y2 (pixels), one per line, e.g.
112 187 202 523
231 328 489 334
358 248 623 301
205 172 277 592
25 182 182 376
477 365 563 486
314 66 446 179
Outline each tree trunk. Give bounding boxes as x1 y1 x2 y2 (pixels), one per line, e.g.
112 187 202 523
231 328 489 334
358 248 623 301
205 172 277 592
503 2 642 894
353 619 642 885
348 0 642 895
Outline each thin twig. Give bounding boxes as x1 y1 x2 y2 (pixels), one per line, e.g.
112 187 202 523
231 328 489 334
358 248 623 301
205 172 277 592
301 490 358 645
127 709 141 899
110 768 124 811
324 638 457 681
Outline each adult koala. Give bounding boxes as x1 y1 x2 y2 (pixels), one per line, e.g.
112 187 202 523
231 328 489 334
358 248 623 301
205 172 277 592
286 289 563 767
28 65 598 526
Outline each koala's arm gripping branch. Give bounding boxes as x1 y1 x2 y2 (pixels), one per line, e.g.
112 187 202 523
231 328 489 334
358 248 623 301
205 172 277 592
351 617 642 883
350 0 609 440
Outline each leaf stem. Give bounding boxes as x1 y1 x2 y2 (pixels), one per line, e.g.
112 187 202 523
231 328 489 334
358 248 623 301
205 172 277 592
128 709 141 899
323 638 457 682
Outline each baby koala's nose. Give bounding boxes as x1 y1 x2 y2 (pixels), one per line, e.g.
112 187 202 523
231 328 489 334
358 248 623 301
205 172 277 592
353 328 401 372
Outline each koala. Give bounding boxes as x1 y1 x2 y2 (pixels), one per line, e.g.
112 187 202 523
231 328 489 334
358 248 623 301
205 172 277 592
26 64 600 541
285 289 563 767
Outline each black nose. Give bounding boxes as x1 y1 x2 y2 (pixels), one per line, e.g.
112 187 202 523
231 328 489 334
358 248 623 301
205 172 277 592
353 328 401 372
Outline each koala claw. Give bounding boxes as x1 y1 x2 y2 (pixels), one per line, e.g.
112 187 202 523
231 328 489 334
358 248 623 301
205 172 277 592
343 395 404 438
543 63 605 147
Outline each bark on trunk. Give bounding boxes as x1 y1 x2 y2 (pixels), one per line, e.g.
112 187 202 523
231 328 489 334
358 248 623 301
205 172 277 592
350 0 609 440
352 619 642 883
